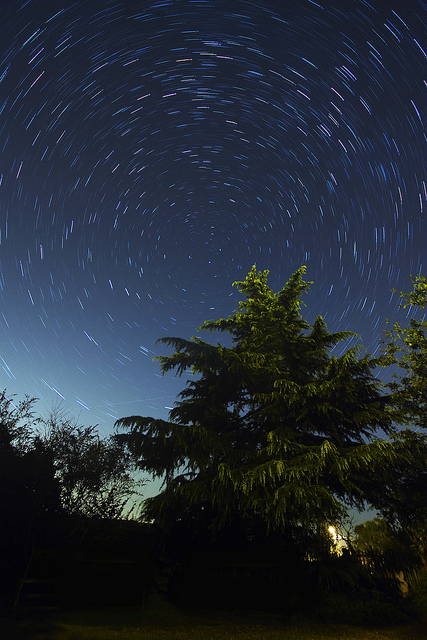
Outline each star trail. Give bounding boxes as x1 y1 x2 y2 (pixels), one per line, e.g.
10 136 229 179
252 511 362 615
0 0 425 432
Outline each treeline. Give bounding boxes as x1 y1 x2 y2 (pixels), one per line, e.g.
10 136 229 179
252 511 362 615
1 267 426 622
0 401 145 609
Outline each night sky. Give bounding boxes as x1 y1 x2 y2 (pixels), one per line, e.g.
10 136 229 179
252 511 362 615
1 0 425 437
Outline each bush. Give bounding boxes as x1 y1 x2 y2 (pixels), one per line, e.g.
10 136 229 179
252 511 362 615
304 589 409 627
403 570 427 620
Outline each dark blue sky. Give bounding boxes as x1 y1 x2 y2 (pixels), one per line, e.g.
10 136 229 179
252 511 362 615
0 0 425 437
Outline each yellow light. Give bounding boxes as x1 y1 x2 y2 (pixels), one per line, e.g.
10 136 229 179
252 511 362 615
328 525 337 540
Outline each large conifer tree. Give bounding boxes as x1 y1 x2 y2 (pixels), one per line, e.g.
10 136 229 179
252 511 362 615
116 267 395 534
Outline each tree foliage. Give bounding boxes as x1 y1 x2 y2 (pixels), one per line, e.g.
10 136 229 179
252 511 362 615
0 393 61 607
116 267 395 535
354 517 404 554
380 274 427 430
0 393 142 523
0 393 61 532
369 275 427 571
366 429 427 572
0 392 144 607
41 409 143 520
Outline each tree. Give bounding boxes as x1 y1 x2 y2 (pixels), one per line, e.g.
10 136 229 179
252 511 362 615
354 517 403 554
0 392 37 455
0 393 62 538
41 409 143 520
0 394 142 523
0 393 144 609
0 393 62 608
370 275 427 571
115 267 395 539
352 516 418 597
380 274 427 430
366 429 427 572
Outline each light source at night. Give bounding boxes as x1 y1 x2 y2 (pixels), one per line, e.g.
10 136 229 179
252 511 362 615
328 525 338 542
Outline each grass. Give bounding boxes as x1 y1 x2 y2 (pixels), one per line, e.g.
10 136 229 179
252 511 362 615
1 598 426 640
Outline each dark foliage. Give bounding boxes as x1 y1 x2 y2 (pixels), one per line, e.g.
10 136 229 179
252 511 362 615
0 393 142 611
375 276 427 572
116 266 395 538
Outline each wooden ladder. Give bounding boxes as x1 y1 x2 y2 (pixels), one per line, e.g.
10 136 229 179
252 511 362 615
13 548 61 612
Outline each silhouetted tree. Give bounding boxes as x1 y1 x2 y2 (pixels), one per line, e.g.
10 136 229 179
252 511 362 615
0 393 144 609
0 393 62 608
41 409 143 520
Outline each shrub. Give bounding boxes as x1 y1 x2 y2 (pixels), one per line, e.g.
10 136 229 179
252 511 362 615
306 589 409 626
403 570 427 620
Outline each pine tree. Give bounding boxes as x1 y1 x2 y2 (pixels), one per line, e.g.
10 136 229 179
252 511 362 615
116 267 395 535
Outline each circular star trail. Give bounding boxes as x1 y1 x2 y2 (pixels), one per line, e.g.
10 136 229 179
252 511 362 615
0 0 425 429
